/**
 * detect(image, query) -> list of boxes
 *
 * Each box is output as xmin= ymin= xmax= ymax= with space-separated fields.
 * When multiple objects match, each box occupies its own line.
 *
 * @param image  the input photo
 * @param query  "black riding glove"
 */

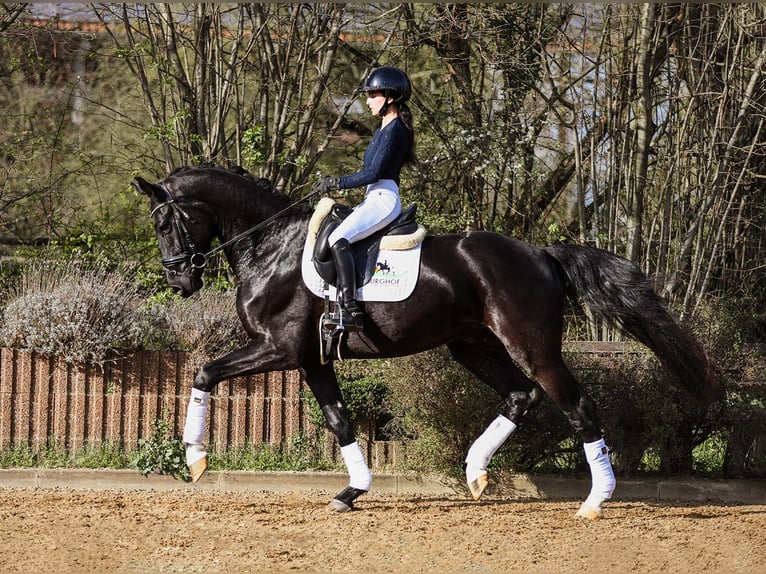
xmin=312 ymin=176 xmax=339 ymax=195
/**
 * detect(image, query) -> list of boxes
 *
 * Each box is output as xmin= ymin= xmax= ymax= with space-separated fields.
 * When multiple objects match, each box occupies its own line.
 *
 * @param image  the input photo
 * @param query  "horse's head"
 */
xmin=133 ymin=173 xmax=218 ymax=297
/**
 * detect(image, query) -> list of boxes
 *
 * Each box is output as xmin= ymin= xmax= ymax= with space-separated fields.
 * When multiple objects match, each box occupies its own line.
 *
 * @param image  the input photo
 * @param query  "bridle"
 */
xmin=151 ymin=182 xmax=209 ymax=276
xmin=150 ymin=180 xmax=323 ymax=278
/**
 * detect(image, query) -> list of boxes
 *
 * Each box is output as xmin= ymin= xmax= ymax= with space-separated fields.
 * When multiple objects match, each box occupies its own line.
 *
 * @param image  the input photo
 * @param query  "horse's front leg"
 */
xmin=303 ymin=362 xmax=371 ymax=512
xmin=182 ymin=339 xmax=296 ymax=482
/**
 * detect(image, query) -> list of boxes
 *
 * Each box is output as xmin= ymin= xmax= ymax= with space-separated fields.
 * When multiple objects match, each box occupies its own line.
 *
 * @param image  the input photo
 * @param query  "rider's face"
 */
xmin=366 ymin=91 xmax=389 ymax=116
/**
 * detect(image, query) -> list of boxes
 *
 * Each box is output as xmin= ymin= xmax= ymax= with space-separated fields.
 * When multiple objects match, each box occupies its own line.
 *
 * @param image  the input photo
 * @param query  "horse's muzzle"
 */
xmin=166 ymin=270 xmax=204 ymax=298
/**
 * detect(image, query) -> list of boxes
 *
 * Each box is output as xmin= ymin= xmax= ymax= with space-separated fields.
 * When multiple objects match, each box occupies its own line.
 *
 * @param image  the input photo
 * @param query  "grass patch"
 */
xmin=692 ymin=433 xmax=726 ymax=476
xmin=0 ymin=440 xmax=129 ymax=469
xmin=209 ymin=434 xmax=339 ymax=472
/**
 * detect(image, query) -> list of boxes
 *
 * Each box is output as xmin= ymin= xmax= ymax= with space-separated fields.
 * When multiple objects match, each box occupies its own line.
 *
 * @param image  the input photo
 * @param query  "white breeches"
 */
xmin=328 ymin=180 xmax=401 ymax=246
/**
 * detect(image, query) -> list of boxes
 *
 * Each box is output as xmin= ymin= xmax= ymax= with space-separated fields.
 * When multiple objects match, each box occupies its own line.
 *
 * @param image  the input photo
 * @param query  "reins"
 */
xmin=154 ymin=181 xmax=322 ymax=272
xmin=205 ymin=186 xmax=322 ymax=259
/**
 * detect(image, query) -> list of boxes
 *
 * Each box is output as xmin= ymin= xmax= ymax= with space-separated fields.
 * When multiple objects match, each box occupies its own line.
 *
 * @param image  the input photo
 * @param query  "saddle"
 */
xmin=311 ymin=199 xmax=421 ymax=287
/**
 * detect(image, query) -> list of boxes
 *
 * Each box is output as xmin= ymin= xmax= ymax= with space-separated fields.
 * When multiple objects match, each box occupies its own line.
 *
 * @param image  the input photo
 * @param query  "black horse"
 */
xmin=134 ymin=165 xmax=721 ymax=518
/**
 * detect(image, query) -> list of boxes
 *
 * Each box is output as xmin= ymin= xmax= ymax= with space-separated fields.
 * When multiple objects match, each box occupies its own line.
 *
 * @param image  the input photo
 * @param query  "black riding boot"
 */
xmin=329 ymin=239 xmax=365 ymax=331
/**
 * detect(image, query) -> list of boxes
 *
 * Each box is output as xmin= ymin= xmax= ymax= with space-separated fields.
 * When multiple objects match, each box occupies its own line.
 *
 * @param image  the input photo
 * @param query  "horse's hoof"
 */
xmin=574 ymin=503 xmax=603 ymax=520
xmin=328 ymin=498 xmax=353 ymax=512
xmin=467 ymin=473 xmax=489 ymax=501
xmin=188 ymin=456 xmax=208 ymax=483
xmin=186 ymin=444 xmax=208 ymax=483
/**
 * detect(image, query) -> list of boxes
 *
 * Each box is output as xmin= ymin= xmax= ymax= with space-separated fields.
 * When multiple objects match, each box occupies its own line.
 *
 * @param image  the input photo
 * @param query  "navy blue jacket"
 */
xmin=338 ymin=117 xmax=410 ymax=189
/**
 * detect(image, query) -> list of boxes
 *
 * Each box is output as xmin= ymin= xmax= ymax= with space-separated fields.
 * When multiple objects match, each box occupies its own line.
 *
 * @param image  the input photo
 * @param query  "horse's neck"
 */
xmin=207 ymin=186 xmax=297 ymax=246
xmin=224 ymin=211 xmax=309 ymax=278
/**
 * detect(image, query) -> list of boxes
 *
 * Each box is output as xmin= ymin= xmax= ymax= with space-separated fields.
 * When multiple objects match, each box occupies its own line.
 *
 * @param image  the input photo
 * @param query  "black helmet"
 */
xmin=364 ymin=66 xmax=411 ymax=107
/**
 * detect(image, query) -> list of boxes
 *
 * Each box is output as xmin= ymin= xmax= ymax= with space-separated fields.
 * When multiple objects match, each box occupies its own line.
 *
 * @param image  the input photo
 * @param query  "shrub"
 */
xmin=158 ymin=288 xmax=248 ymax=367
xmin=0 ymin=260 xmax=151 ymax=365
xmin=564 ymin=349 xmax=727 ymax=475
xmin=209 ymin=434 xmax=335 ymax=472
xmin=131 ymin=419 xmax=190 ymax=481
xmin=0 ymin=257 xmax=247 ymax=366
xmin=375 ymin=340 xmax=762 ymax=479
xmin=302 ymin=372 xmax=391 ymax=434
xmin=374 ymin=350 xmax=504 ymax=477
xmin=0 ymin=441 xmax=129 ymax=469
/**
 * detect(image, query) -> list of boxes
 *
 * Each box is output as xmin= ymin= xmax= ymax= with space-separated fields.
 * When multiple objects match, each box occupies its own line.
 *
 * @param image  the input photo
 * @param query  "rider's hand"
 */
xmin=312 ymin=176 xmax=339 ymax=195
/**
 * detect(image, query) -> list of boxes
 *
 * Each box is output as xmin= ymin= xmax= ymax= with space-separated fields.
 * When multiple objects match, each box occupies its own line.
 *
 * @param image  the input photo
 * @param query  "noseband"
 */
xmin=151 ymin=182 xmax=208 ymax=276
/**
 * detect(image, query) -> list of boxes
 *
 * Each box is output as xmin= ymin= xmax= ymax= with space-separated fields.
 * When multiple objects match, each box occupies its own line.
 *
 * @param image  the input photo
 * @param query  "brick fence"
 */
xmin=0 ymin=343 xmax=640 ymax=467
xmin=0 ymin=349 xmax=312 ymax=454
xmin=2 ymin=344 xmax=761 ymax=474
xmin=0 ymin=342 xmax=707 ymax=454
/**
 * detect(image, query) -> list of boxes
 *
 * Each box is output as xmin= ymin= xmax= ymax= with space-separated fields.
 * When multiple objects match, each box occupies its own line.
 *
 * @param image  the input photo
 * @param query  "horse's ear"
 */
xmin=133 ymin=177 xmax=162 ymax=200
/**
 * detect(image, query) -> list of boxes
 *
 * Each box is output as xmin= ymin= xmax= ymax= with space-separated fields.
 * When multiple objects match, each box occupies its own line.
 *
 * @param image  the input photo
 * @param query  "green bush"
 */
xmin=131 ymin=419 xmax=190 ymax=481
xmin=209 ymin=434 xmax=336 ymax=472
xmin=301 ymin=371 xmax=391 ymax=441
xmin=0 ymin=440 xmax=129 ymax=469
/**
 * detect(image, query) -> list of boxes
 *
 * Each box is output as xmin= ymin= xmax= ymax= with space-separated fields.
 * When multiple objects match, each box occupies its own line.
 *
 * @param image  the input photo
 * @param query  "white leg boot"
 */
xmin=465 ymin=415 xmax=517 ymax=500
xmin=575 ymin=438 xmax=616 ymax=520
xmin=182 ymin=388 xmax=210 ymax=482
xmin=340 ymin=441 xmax=372 ymax=491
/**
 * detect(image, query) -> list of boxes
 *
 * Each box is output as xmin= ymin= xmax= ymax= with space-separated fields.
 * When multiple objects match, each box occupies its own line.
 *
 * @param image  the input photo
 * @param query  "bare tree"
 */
xmin=653 ymin=4 xmax=766 ymax=316
xmin=0 ymin=4 xmax=26 ymax=33
xmin=96 ymin=4 xmax=260 ymax=172
xmin=96 ymin=3 xmax=399 ymax=194
xmin=399 ymin=3 xmax=574 ymax=235
xmin=526 ymin=3 xmax=765 ymax=320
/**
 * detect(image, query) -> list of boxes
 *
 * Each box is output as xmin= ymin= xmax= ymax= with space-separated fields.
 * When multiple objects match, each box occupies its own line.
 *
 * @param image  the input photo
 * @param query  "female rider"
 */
xmin=312 ymin=66 xmax=416 ymax=331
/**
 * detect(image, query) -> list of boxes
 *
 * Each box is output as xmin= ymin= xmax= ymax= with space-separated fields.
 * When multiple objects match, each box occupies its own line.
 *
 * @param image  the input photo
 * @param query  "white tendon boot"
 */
xmin=182 ymin=388 xmax=210 ymax=483
xmin=465 ymin=415 xmax=517 ymax=500
xmin=340 ymin=441 xmax=372 ymax=491
xmin=575 ymin=438 xmax=616 ymax=520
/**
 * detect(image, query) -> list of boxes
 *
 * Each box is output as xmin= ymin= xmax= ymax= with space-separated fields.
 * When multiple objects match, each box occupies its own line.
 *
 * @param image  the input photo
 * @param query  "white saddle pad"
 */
xmin=301 ymin=235 xmax=422 ymax=302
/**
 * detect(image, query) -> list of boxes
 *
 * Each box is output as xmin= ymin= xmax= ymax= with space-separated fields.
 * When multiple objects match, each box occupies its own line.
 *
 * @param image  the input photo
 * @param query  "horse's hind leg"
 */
xmin=453 ymin=332 xmax=615 ymax=518
xmin=448 ymin=336 xmax=543 ymax=501
xmin=530 ymin=357 xmax=616 ymax=519
xmin=302 ymin=361 xmax=371 ymax=512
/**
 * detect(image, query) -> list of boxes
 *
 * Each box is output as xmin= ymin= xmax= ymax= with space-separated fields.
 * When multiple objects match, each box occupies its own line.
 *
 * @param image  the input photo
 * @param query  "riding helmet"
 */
xmin=363 ymin=66 xmax=411 ymax=105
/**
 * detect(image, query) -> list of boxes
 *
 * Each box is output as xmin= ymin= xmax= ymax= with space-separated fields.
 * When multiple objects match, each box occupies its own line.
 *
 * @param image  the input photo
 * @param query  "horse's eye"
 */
xmin=156 ymin=222 xmax=172 ymax=235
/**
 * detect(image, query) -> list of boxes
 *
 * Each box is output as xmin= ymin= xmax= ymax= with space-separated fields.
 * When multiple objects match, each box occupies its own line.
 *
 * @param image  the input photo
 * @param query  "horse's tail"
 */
xmin=544 ymin=244 xmax=723 ymax=403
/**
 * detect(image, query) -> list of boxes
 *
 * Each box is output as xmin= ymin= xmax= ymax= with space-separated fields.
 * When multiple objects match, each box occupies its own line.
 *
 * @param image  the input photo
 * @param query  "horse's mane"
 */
xmin=168 ymin=162 xmax=272 ymax=188
xmin=168 ymin=162 xmax=303 ymax=214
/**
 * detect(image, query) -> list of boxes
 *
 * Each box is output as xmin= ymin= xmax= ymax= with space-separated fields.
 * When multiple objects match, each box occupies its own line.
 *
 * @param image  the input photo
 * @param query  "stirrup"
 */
xmin=324 ymin=308 xmax=364 ymax=332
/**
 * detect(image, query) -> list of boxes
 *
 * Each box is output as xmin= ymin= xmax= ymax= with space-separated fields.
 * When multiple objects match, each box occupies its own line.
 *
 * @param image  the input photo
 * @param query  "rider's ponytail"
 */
xmin=398 ymin=102 xmax=417 ymax=166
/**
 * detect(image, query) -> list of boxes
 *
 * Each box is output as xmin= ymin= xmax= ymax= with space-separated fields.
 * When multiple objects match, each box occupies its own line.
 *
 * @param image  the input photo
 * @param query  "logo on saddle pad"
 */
xmin=301 ymin=198 xmax=425 ymax=302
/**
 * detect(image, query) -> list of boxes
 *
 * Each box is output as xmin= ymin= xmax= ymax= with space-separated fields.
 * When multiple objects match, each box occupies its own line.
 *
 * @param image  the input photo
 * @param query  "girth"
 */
xmin=312 ymin=201 xmax=419 ymax=287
